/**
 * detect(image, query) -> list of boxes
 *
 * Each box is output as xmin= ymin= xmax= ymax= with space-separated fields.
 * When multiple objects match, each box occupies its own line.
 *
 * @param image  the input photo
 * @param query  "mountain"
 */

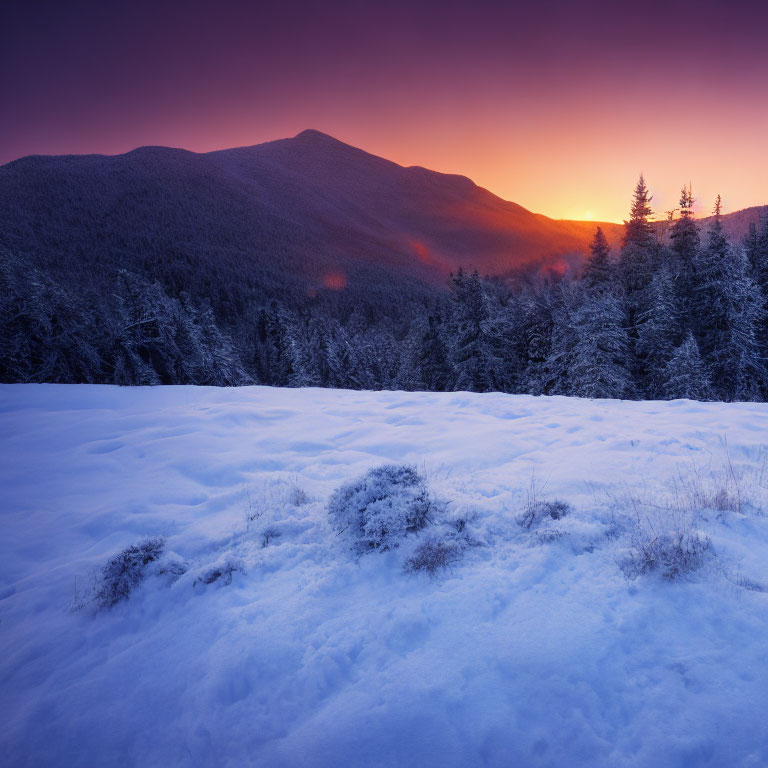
xmin=699 ymin=204 xmax=768 ymax=241
xmin=0 ymin=129 xmax=763 ymax=305
xmin=0 ymin=130 xmax=624 ymax=298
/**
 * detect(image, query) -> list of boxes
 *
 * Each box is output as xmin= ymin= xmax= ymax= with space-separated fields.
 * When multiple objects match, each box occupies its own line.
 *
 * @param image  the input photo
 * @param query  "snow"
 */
xmin=1 ymin=384 xmax=768 ymax=767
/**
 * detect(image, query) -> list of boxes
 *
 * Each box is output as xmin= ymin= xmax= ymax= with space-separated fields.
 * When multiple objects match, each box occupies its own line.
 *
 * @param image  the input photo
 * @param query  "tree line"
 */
xmin=2 ymin=176 xmax=767 ymax=401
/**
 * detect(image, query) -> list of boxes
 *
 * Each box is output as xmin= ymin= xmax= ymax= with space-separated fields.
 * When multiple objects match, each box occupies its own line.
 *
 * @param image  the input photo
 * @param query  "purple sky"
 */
xmin=2 ymin=0 xmax=767 ymax=220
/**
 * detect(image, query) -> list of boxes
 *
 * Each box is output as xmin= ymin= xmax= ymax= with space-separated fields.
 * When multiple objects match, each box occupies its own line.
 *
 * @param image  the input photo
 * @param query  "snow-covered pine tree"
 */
xmin=0 ymin=247 xmax=102 ymax=384
xmin=322 ymin=320 xmax=370 ymax=390
xmin=693 ymin=197 xmax=765 ymax=400
xmin=282 ymin=311 xmax=323 ymax=388
xmin=517 ymin=285 xmax=554 ymax=395
xmin=619 ymin=176 xmax=657 ymax=324
xmin=110 ymin=270 xmax=178 ymax=385
xmin=193 ymin=301 xmax=251 ymax=386
xmin=540 ymin=283 xmax=581 ymax=395
xmin=568 ymin=290 xmax=634 ymax=399
xmin=634 ymin=265 xmax=681 ymax=397
xmin=663 ymin=332 xmax=713 ymax=401
xmin=745 ymin=217 xmax=768 ymax=359
xmin=448 ymin=269 xmax=495 ymax=392
xmin=583 ymin=226 xmax=614 ymax=291
xmin=420 ymin=315 xmax=452 ymax=391
xmin=622 ymin=175 xmax=655 ymax=253
xmin=669 ymin=184 xmax=700 ymax=274
xmin=394 ymin=316 xmax=428 ymax=391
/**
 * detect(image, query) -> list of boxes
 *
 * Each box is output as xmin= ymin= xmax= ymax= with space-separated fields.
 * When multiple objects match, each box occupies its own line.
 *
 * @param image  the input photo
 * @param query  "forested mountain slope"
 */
xmin=0 ymin=129 xmax=622 ymax=296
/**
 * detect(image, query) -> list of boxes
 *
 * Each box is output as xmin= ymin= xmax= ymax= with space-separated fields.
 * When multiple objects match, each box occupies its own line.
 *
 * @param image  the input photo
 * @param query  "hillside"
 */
xmin=0 ymin=130 xmax=623 ymax=295
xmin=2 ymin=131 xmax=764 ymax=298
xmin=2 ymin=385 xmax=768 ymax=766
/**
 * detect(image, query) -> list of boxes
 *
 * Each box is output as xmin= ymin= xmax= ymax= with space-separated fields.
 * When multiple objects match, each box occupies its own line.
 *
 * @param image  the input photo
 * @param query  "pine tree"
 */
xmin=663 ymin=332 xmax=713 ymax=401
xmin=420 ymin=315 xmax=452 ymax=391
xmin=541 ymin=283 xmax=581 ymax=395
xmin=322 ymin=321 xmax=361 ymax=389
xmin=623 ymin=175 xmax=655 ymax=251
xmin=745 ymin=216 xmax=768 ymax=323
xmin=669 ymin=184 xmax=700 ymax=267
xmin=394 ymin=316 xmax=427 ymax=391
xmin=569 ymin=291 xmax=634 ymax=399
xmin=634 ymin=265 xmax=681 ymax=397
xmin=517 ymin=285 xmax=555 ymax=394
xmin=282 ymin=311 xmax=322 ymax=388
xmin=0 ymin=248 xmax=102 ymax=384
xmin=448 ymin=269 xmax=495 ymax=392
xmin=619 ymin=175 xmax=656 ymax=299
xmin=583 ymin=227 xmax=613 ymax=291
xmin=693 ymin=197 xmax=765 ymax=400
xmin=668 ymin=185 xmax=700 ymax=315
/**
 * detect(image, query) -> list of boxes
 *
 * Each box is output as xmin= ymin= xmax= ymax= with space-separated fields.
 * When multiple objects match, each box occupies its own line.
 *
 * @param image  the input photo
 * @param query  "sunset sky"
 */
xmin=2 ymin=0 xmax=766 ymax=222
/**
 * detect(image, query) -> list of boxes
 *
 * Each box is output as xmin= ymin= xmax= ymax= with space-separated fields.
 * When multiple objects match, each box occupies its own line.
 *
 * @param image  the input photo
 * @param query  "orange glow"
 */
xmin=322 ymin=271 xmax=347 ymax=291
xmin=3 ymin=2 xmax=766 ymax=223
xmin=407 ymin=238 xmax=436 ymax=266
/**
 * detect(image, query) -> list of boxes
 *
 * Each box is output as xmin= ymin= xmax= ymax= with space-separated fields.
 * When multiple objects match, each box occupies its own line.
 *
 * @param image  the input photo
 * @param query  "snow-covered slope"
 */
xmin=2 ymin=385 xmax=768 ymax=767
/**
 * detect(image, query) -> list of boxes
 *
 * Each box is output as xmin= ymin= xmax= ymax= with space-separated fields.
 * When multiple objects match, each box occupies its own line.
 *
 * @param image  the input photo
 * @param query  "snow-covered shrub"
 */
xmin=518 ymin=499 xmax=570 ymax=530
xmin=404 ymin=534 xmax=462 ymax=576
xmin=194 ymin=557 xmax=242 ymax=587
xmin=157 ymin=555 xmax=187 ymax=584
xmin=620 ymin=525 xmax=710 ymax=581
xmin=288 ymin=483 xmax=310 ymax=507
xmin=245 ymin=477 xmax=311 ymax=532
xmin=328 ymin=464 xmax=433 ymax=553
xmin=534 ymin=525 xmax=566 ymax=544
xmin=95 ymin=537 xmax=165 ymax=609
xmin=261 ymin=526 xmax=281 ymax=548
xmin=447 ymin=511 xmax=483 ymax=548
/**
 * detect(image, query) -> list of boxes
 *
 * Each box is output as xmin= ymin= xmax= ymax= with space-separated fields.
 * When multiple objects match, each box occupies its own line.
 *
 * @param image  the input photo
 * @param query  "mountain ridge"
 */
xmin=1 ymin=130 xmax=764 ymax=298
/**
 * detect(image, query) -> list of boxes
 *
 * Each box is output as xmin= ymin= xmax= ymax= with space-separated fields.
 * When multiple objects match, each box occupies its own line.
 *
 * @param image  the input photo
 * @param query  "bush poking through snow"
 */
xmin=95 ymin=538 xmax=165 ymax=609
xmin=404 ymin=534 xmax=462 ymax=576
xmin=261 ymin=526 xmax=281 ymax=548
xmin=621 ymin=526 xmax=710 ymax=581
xmin=157 ymin=556 xmax=187 ymax=584
xmin=518 ymin=499 xmax=571 ymax=530
xmin=328 ymin=464 xmax=433 ymax=553
xmin=288 ymin=484 xmax=310 ymax=507
xmin=194 ymin=558 xmax=242 ymax=587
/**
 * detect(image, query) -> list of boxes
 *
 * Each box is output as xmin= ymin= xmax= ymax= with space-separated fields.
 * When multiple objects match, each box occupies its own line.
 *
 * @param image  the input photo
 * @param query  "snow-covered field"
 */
xmin=2 ymin=385 xmax=768 ymax=768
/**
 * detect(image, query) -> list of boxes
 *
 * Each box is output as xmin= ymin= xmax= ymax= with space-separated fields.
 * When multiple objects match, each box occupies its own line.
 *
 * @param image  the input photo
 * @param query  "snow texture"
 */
xmin=2 ymin=384 xmax=768 ymax=767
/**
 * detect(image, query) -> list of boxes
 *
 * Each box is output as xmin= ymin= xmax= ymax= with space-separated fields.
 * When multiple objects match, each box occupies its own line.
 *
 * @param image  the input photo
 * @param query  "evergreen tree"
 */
xmin=693 ymin=197 xmax=765 ymax=400
xmin=448 ymin=269 xmax=495 ymax=392
xmin=583 ymin=227 xmax=613 ymax=291
xmin=394 ymin=316 xmax=428 ymax=391
xmin=745 ymin=217 xmax=768 ymax=337
xmin=540 ymin=283 xmax=581 ymax=395
xmin=420 ymin=315 xmax=452 ymax=391
xmin=668 ymin=185 xmax=700 ymax=319
xmin=619 ymin=175 xmax=656 ymax=300
xmin=513 ymin=284 xmax=559 ymax=394
xmin=634 ymin=265 xmax=681 ymax=397
xmin=283 ymin=311 xmax=323 ymax=388
xmin=0 ymin=248 xmax=102 ymax=384
xmin=663 ymin=333 xmax=713 ymax=401
xmin=669 ymin=184 xmax=700 ymax=268
xmin=623 ymin=174 xmax=655 ymax=251
xmin=569 ymin=291 xmax=634 ymax=399
xmin=322 ymin=321 xmax=361 ymax=389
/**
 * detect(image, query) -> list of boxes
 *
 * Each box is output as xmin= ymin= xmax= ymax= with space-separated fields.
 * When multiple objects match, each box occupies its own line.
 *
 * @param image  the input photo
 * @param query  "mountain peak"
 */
xmin=292 ymin=129 xmax=344 ymax=145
